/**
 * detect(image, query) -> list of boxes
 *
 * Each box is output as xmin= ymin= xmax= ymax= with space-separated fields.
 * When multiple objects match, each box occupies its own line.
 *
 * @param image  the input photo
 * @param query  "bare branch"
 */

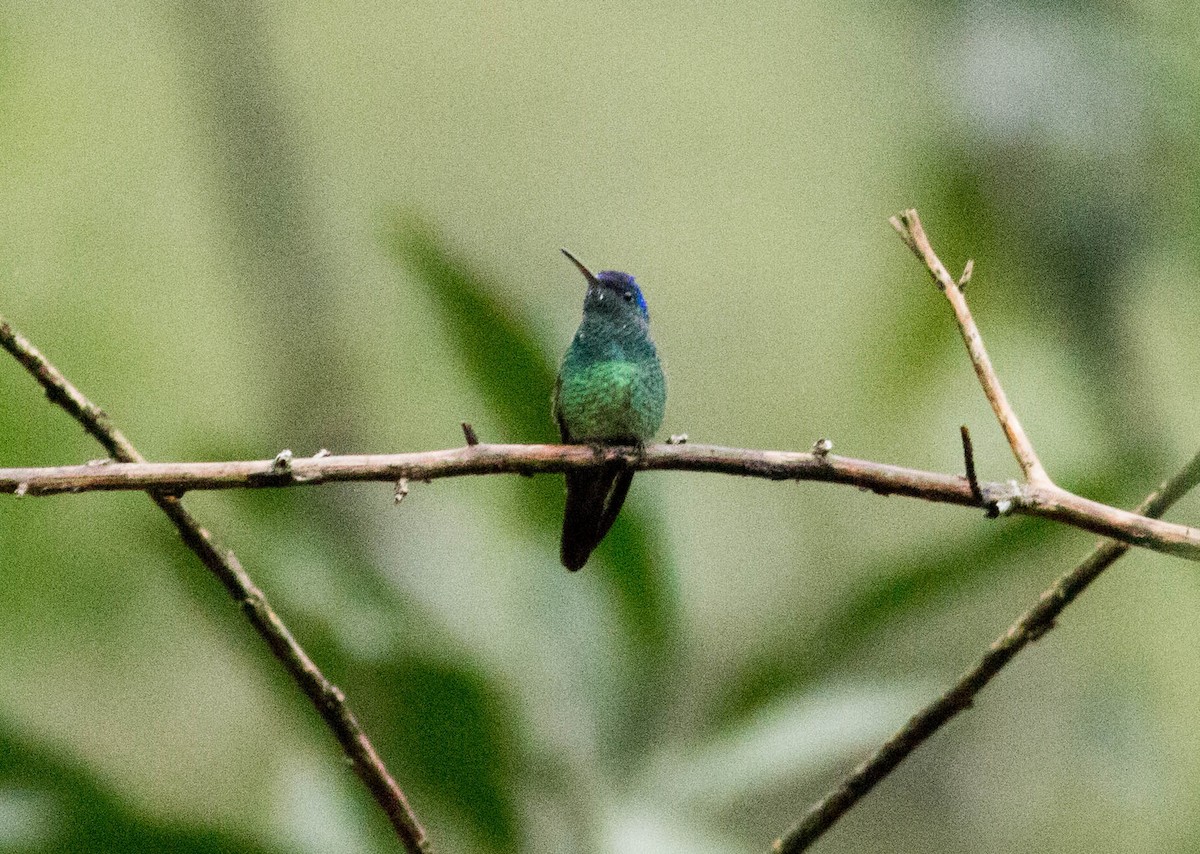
xmin=4 ymin=202 xmax=1197 ymax=854
xmin=0 ymin=317 xmax=431 ymax=854
xmin=3 ymin=444 xmax=1200 ymax=562
xmin=775 ymin=448 xmax=1200 ymax=852
xmin=891 ymin=210 xmax=1051 ymax=488
xmin=771 ymin=210 xmax=1200 ymax=852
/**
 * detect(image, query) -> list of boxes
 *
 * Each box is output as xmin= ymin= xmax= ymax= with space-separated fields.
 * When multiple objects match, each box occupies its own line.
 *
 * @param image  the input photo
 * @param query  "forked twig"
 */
xmin=775 ymin=210 xmax=1200 ymax=851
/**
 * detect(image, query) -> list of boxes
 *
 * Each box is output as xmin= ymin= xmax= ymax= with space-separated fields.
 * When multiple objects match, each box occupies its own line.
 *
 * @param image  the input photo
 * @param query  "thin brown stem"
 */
xmin=891 ymin=210 xmax=1051 ymax=487
xmin=4 ymin=444 xmax=1200 ymax=562
xmin=0 ymin=317 xmax=430 ymax=854
xmin=773 ymin=451 xmax=1200 ymax=852
xmin=960 ymin=425 xmax=983 ymax=505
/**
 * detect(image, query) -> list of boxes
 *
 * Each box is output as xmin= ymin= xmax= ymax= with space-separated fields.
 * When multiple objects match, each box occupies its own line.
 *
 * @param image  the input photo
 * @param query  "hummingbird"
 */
xmin=553 ymin=249 xmax=666 ymax=571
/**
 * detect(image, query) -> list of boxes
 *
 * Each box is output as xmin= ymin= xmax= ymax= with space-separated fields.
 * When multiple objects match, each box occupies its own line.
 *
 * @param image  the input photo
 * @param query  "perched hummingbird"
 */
xmin=553 ymin=249 xmax=666 ymax=571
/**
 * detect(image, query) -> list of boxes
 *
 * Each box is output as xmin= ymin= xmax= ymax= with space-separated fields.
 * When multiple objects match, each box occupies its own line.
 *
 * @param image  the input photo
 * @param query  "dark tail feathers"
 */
xmin=560 ymin=466 xmax=635 ymax=570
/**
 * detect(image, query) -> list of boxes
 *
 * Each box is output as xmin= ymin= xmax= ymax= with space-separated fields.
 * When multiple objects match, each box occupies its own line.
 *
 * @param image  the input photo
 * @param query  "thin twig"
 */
xmin=461 ymin=421 xmax=480 ymax=446
xmin=0 ymin=317 xmax=431 ymax=854
xmin=960 ymin=425 xmax=983 ymax=505
xmin=774 ymin=448 xmax=1200 ymax=852
xmin=4 ymin=444 xmax=1200 ymax=561
xmin=891 ymin=210 xmax=1051 ymax=488
xmin=958 ymin=258 xmax=974 ymax=289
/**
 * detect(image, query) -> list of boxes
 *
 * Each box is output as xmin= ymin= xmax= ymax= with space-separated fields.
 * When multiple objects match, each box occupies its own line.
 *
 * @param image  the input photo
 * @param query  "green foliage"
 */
xmin=0 ymin=716 xmax=280 ymax=854
xmin=387 ymin=217 xmax=559 ymax=446
xmin=712 ymin=517 xmax=1059 ymax=731
xmin=360 ymin=657 xmax=519 ymax=853
xmin=709 ymin=459 xmax=1152 ymax=734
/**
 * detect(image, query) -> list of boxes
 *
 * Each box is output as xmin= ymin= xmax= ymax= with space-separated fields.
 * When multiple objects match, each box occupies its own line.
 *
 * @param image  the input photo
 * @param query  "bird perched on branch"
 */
xmin=553 ymin=250 xmax=666 ymax=570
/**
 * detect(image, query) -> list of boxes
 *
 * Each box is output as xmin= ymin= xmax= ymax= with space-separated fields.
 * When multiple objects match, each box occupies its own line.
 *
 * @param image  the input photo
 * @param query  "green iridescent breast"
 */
xmin=555 ymin=357 xmax=665 ymax=443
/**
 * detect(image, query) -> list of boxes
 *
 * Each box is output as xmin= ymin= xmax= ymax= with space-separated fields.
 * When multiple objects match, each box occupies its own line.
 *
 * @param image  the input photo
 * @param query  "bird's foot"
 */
xmin=624 ymin=440 xmax=650 ymax=469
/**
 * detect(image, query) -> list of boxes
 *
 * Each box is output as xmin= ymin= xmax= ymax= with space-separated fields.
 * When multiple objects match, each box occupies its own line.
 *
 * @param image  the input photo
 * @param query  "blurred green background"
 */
xmin=3 ymin=2 xmax=1200 ymax=852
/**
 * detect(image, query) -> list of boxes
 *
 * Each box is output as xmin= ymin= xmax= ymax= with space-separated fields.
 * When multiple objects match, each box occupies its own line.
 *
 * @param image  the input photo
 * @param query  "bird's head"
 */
xmin=561 ymin=249 xmax=650 ymax=322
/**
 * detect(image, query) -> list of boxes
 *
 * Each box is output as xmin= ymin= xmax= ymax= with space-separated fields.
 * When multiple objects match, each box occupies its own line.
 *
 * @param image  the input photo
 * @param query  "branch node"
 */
xmin=982 ymin=480 xmax=1025 ymax=518
xmin=14 ymin=482 xmax=28 ymax=498
xmin=811 ymin=437 xmax=833 ymax=458
xmin=86 ymin=457 xmax=113 ymax=467
xmin=312 ymin=448 xmax=331 ymax=459
xmin=272 ymin=449 xmax=294 ymax=474
xmin=394 ymin=477 xmax=410 ymax=505
xmin=461 ymin=421 xmax=480 ymax=446
xmin=666 ymin=433 xmax=689 ymax=445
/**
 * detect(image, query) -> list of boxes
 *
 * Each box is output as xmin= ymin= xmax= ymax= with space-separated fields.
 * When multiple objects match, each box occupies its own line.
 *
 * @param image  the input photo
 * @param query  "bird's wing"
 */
xmin=552 ymin=373 xmax=572 ymax=443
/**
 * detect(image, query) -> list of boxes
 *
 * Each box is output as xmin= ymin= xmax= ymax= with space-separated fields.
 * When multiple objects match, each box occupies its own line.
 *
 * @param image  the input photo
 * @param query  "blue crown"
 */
xmin=597 ymin=270 xmax=649 ymax=319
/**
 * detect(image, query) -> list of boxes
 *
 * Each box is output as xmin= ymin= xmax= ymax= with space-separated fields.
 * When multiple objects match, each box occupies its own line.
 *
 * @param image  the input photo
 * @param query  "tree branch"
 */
xmin=4 ymin=206 xmax=1196 ymax=854
xmin=772 ymin=209 xmax=1200 ymax=851
xmin=3 ymin=443 xmax=1200 ymax=562
xmin=0 ymin=317 xmax=431 ymax=854
xmin=774 ymin=447 xmax=1200 ymax=852
xmin=891 ymin=209 xmax=1051 ymax=487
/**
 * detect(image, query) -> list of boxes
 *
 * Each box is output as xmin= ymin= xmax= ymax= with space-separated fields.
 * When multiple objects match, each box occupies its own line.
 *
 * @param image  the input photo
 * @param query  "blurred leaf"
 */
xmin=599 ymin=801 xmax=736 ymax=854
xmin=360 ymin=657 xmax=520 ymax=854
xmin=709 ymin=518 xmax=1053 ymax=733
xmin=647 ymin=679 xmax=932 ymax=807
xmin=591 ymin=504 xmax=679 ymax=665
xmin=0 ymin=715 xmax=281 ymax=854
xmin=388 ymin=217 xmax=558 ymax=446
xmin=385 ymin=216 xmax=573 ymax=570
xmin=387 ymin=218 xmax=683 ymax=751
xmin=709 ymin=460 xmax=1150 ymax=734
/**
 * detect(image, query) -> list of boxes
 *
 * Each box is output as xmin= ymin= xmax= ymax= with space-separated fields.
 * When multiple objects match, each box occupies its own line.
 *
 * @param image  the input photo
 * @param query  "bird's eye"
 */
xmin=622 ymin=291 xmax=634 ymax=302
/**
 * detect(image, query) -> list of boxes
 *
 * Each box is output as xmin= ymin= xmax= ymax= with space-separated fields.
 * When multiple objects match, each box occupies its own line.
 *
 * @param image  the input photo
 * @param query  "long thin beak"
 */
xmin=560 ymin=248 xmax=600 ymax=287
